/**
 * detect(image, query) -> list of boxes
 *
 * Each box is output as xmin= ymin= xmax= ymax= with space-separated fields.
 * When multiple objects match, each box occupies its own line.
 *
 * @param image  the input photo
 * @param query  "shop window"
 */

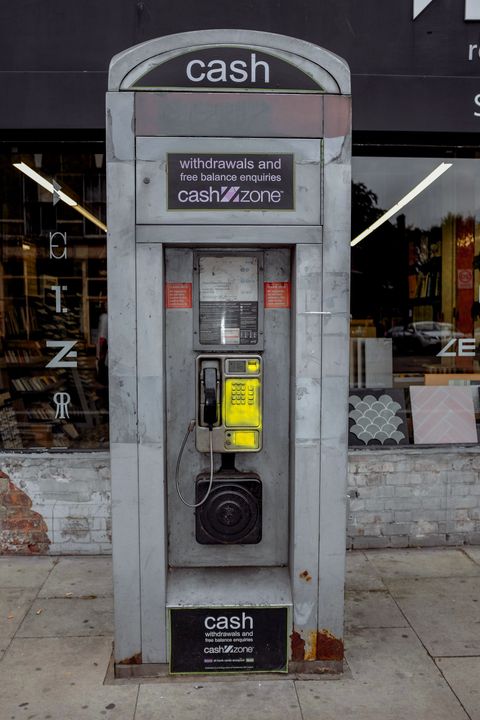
xmin=350 ymin=151 xmax=480 ymax=446
xmin=0 ymin=142 xmax=108 ymax=449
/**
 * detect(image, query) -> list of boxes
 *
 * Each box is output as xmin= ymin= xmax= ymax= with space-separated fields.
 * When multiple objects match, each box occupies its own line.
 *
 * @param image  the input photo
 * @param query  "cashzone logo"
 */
xmin=414 ymin=0 xmax=480 ymax=20
xmin=167 ymin=153 xmax=295 ymax=211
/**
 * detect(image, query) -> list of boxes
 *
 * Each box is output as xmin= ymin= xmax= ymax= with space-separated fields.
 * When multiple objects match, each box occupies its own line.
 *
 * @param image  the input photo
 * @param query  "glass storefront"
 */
xmin=1 ymin=139 xmax=478 ymax=450
xmin=0 ymin=141 xmax=108 ymax=449
xmin=351 ymin=146 xmax=480 ymax=445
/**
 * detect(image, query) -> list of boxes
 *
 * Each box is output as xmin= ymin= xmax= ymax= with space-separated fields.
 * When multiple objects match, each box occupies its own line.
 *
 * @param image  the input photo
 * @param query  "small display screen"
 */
xmin=227 ymin=360 xmax=247 ymax=373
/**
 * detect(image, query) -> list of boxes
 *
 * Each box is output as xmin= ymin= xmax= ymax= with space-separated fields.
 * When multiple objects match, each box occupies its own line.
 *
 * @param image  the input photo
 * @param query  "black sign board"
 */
xmin=133 ymin=47 xmax=321 ymax=91
xmin=167 ymin=153 xmax=294 ymax=211
xmin=169 ymin=606 xmax=288 ymax=674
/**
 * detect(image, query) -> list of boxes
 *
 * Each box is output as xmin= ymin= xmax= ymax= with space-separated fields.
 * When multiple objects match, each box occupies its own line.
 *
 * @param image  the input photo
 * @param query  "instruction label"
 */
xmin=169 ymin=607 xmax=288 ymax=674
xmin=199 ymin=256 xmax=259 ymax=345
xmin=264 ymin=281 xmax=291 ymax=308
xmin=165 ymin=282 xmax=192 ymax=308
xmin=168 ymin=153 xmax=294 ymax=210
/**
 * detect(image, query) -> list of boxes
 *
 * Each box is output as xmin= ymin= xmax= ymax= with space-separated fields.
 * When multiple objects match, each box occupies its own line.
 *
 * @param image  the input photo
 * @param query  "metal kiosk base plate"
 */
xmin=167 ymin=567 xmax=292 ymax=675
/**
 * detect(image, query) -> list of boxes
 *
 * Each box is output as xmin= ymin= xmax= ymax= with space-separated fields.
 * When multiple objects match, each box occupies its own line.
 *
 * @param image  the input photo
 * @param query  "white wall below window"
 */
xmin=348 ymin=447 xmax=480 ymax=548
xmin=0 ymin=453 xmax=111 ymax=555
xmin=1 ymin=448 xmax=479 ymax=554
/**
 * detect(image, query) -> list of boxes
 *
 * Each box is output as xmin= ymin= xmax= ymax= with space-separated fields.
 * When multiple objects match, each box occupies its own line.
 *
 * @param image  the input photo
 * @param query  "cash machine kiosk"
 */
xmin=107 ymin=30 xmax=351 ymax=676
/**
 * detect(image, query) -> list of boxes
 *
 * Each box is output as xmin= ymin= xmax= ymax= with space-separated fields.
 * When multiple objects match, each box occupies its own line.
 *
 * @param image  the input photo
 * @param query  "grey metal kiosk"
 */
xmin=107 ymin=30 xmax=351 ymax=676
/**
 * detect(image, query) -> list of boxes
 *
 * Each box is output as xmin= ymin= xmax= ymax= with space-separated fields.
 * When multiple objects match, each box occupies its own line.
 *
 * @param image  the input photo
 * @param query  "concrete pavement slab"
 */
xmin=296 ymin=628 xmax=469 ymax=720
xmin=0 ymin=637 xmax=138 ymax=720
xmin=345 ymin=550 xmax=387 ymax=591
xmin=39 ymin=556 xmax=113 ymax=598
xmin=463 ymin=547 xmax=480 ymax=566
xmin=436 ymin=657 xmax=480 ymax=720
xmin=16 ymin=597 xmax=114 ymax=637
xmin=345 ymin=590 xmax=408 ymax=629
xmin=0 ymin=587 xmax=36 ymax=650
xmin=135 ymin=680 xmax=302 ymax=720
xmin=365 ymin=548 xmax=480 ymax=578
xmin=387 ymin=577 xmax=480 ymax=656
xmin=0 ymin=556 xmax=55 ymax=588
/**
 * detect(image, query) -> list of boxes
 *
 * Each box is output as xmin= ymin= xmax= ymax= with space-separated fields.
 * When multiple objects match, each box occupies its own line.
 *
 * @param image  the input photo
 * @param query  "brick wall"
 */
xmin=347 ymin=446 xmax=480 ymax=548
xmin=0 ymin=472 xmax=50 ymax=553
xmin=0 ymin=453 xmax=111 ymax=554
xmin=1 ymin=448 xmax=479 ymax=554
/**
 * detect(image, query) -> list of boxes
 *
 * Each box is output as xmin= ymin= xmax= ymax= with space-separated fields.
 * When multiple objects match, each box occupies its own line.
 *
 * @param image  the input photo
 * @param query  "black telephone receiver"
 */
xmin=203 ymin=367 xmax=218 ymax=430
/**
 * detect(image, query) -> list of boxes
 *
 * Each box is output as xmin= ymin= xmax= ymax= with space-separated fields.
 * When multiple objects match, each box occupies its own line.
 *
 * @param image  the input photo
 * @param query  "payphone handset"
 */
xmin=196 ymin=355 xmax=263 ymax=453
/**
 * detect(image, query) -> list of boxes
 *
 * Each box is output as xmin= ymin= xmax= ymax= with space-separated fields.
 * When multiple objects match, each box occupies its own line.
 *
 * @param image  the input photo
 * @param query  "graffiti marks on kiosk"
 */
xmin=167 ymin=153 xmax=294 ymax=210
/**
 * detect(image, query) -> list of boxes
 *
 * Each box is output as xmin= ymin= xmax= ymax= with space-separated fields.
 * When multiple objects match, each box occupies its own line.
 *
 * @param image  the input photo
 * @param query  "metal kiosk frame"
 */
xmin=107 ymin=29 xmax=351 ymax=676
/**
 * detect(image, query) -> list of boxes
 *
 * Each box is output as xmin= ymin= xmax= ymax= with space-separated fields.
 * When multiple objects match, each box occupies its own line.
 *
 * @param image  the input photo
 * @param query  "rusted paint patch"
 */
xmin=291 ymin=629 xmax=317 ymax=661
xmin=117 ymin=652 xmax=142 ymax=665
xmin=304 ymin=630 xmax=318 ymax=661
xmin=0 ymin=475 xmax=50 ymax=555
xmin=290 ymin=631 xmax=305 ymax=662
xmin=316 ymin=629 xmax=344 ymax=661
xmin=299 ymin=569 xmax=312 ymax=582
xmin=292 ymin=628 xmax=344 ymax=663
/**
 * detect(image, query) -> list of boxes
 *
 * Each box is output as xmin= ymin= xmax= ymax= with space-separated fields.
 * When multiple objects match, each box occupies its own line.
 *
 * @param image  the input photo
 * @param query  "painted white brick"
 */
xmin=384 ymin=497 xmax=420 ymax=511
xmin=348 ymin=447 xmax=480 ymax=548
xmin=364 ymin=499 xmax=386 ymax=511
xmin=386 ymin=473 xmax=423 ymax=485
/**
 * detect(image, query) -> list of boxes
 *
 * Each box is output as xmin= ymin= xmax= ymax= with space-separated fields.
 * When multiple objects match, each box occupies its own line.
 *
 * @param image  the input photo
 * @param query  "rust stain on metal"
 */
xmin=291 ymin=628 xmax=344 ymax=663
xmin=291 ymin=629 xmax=317 ymax=661
xmin=290 ymin=631 xmax=305 ymax=662
xmin=299 ymin=569 xmax=312 ymax=582
xmin=118 ymin=652 xmax=142 ymax=665
xmin=316 ymin=629 xmax=344 ymax=661
xmin=304 ymin=630 xmax=318 ymax=661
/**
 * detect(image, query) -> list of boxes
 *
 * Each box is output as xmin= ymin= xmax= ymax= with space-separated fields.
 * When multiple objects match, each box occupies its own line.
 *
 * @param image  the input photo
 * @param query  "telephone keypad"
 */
xmin=230 ymin=381 xmax=257 ymax=405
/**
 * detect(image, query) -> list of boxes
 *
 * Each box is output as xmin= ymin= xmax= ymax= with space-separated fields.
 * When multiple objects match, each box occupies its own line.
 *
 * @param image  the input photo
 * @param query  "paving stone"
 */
xmin=463 ymin=547 xmax=480 ymax=565
xmin=136 ymin=680 xmax=302 ymax=720
xmin=364 ymin=548 xmax=480 ymax=578
xmin=0 ymin=556 xmax=55 ymax=588
xmin=345 ymin=550 xmax=386 ymax=591
xmin=39 ymin=556 xmax=113 ymax=598
xmin=345 ymin=590 xmax=408 ymax=630
xmin=436 ymin=657 xmax=480 ymax=720
xmin=387 ymin=577 xmax=480 ymax=656
xmin=0 ymin=587 xmax=36 ymax=645
xmin=16 ymin=597 xmax=114 ymax=637
xmin=0 ymin=636 xmax=137 ymax=720
xmin=296 ymin=628 xmax=469 ymax=720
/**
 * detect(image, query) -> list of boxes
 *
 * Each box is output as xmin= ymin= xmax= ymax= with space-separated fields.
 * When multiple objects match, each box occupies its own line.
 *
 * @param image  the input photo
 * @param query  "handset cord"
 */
xmin=174 ymin=419 xmax=215 ymax=508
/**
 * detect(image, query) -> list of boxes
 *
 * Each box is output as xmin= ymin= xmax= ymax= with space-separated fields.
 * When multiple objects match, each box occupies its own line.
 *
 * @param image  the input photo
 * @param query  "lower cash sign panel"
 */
xmin=169 ymin=606 xmax=288 ymax=674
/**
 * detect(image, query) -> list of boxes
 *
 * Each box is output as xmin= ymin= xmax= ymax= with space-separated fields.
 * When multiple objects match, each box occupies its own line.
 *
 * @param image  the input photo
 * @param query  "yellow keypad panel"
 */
xmin=224 ymin=378 xmax=261 ymax=428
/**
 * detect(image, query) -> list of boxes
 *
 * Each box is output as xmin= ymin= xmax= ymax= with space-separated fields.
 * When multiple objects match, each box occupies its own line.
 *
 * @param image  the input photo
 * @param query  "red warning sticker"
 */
xmin=165 ymin=282 xmax=192 ymax=309
xmin=264 ymin=281 xmax=291 ymax=309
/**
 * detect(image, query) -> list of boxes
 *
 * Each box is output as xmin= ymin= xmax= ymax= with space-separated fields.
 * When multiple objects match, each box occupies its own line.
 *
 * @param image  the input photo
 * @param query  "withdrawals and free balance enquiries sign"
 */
xmin=169 ymin=606 xmax=288 ymax=674
xmin=167 ymin=153 xmax=294 ymax=210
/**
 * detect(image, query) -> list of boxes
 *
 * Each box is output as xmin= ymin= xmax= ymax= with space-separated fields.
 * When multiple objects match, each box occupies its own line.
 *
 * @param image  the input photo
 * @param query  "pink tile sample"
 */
xmin=410 ymin=386 xmax=477 ymax=444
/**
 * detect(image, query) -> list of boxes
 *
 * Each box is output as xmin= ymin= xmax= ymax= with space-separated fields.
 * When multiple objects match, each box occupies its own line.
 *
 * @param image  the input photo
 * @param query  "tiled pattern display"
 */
xmin=349 ymin=389 xmax=409 ymax=446
xmin=410 ymin=386 xmax=477 ymax=444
